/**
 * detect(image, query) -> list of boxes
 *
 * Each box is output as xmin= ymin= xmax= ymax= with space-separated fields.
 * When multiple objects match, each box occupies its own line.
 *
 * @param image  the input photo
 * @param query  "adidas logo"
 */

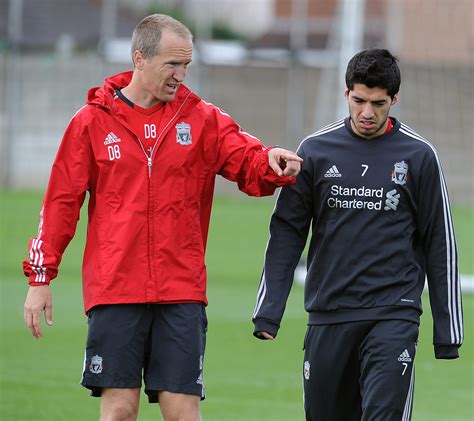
xmin=397 ymin=349 xmax=412 ymax=362
xmin=104 ymin=132 xmax=121 ymax=145
xmin=324 ymin=165 xmax=342 ymax=178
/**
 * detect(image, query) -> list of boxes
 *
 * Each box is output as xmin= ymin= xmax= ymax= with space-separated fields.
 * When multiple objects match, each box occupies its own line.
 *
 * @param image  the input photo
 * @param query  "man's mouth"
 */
xmin=359 ymin=120 xmax=376 ymax=129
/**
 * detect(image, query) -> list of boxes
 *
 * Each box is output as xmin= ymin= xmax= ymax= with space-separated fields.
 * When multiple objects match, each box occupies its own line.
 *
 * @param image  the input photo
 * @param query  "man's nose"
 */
xmin=361 ymin=103 xmax=375 ymax=118
xmin=173 ymin=65 xmax=186 ymax=82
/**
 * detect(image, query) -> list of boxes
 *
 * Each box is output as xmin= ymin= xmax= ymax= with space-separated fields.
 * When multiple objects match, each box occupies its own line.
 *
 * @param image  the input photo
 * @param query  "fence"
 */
xmin=0 ymin=52 xmax=472 ymax=204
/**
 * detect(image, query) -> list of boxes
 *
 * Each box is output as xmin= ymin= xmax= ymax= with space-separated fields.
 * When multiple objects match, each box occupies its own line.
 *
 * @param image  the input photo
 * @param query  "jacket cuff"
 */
xmin=28 ymin=275 xmax=51 ymax=286
xmin=253 ymin=317 xmax=280 ymax=340
xmin=434 ymin=344 xmax=460 ymax=359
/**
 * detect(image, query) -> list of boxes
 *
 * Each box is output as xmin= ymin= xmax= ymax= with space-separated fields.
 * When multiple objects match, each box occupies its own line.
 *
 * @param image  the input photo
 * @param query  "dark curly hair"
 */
xmin=345 ymin=49 xmax=401 ymax=99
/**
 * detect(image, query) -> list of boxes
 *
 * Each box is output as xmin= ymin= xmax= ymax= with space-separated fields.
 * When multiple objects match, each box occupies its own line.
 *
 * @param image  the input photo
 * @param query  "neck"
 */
xmin=121 ymin=73 xmax=161 ymax=109
xmin=121 ymin=85 xmax=159 ymax=109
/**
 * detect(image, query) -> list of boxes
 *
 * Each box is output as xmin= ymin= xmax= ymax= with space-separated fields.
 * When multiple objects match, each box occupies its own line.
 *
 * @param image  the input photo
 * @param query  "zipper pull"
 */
xmin=147 ymin=147 xmax=153 ymax=178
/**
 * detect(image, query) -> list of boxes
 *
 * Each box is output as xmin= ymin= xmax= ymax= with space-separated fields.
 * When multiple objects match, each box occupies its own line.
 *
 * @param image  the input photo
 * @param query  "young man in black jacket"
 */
xmin=252 ymin=48 xmax=463 ymax=421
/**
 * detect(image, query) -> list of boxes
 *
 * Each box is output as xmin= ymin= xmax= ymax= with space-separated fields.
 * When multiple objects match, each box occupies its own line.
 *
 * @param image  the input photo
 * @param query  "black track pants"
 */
xmin=303 ymin=319 xmax=418 ymax=421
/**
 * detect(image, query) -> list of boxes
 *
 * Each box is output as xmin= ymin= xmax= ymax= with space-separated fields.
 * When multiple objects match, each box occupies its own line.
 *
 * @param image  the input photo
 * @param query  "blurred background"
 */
xmin=0 ymin=1 xmax=473 ymax=420
xmin=0 ymin=0 xmax=472 ymax=202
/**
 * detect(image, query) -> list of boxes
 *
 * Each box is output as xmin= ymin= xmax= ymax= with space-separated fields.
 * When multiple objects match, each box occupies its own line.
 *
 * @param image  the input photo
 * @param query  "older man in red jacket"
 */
xmin=23 ymin=14 xmax=301 ymax=421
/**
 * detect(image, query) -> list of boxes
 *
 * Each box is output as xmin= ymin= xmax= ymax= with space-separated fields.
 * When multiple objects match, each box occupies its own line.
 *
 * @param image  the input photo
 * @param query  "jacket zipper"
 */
xmin=147 ymin=147 xmax=153 ymax=177
xmin=136 ymin=139 xmax=153 ymax=178
xmin=144 ymin=91 xmax=192 ymax=177
xmin=132 ymin=92 xmax=192 ymax=298
xmin=147 ymin=146 xmax=154 ymax=292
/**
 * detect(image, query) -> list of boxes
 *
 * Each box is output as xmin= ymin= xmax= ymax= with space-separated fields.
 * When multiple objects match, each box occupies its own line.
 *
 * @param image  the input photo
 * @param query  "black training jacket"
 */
xmin=253 ymin=117 xmax=463 ymax=359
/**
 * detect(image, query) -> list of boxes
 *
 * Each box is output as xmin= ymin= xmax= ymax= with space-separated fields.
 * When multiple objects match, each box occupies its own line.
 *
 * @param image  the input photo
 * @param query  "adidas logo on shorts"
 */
xmin=397 ymin=349 xmax=412 ymax=362
xmin=324 ymin=165 xmax=342 ymax=177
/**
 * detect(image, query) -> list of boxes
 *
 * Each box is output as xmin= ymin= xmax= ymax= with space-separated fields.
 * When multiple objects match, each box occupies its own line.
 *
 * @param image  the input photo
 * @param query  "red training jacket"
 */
xmin=23 ymin=71 xmax=295 ymax=312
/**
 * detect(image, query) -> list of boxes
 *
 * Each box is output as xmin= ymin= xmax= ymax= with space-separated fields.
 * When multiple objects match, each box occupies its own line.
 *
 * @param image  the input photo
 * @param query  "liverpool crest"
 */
xmin=391 ymin=161 xmax=408 ymax=185
xmin=89 ymin=354 xmax=103 ymax=374
xmin=176 ymin=122 xmax=192 ymax=145
xmin=304 ymin=361 xmax=310 ymax=380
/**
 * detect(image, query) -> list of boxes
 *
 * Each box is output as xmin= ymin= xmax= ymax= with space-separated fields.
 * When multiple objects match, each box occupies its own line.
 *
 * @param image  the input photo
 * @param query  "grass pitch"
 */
xmin=1 ymin=190 xmax=472 ymax=420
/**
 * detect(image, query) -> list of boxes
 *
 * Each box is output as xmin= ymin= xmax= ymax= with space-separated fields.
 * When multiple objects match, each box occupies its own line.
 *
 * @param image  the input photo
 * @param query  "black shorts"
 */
xmin=80 ymin=303 xmax=207 ymax=402
xmin=303 ymin=319 xmax=419 ymax=421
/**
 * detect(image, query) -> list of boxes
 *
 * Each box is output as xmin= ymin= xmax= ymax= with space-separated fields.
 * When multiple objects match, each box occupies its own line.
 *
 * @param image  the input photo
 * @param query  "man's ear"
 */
xmin=391 ymin=93 xmax=399 ymax=106
xmin=344 ymin=89 xmax=350 ymax=99
xmin=133 ymin=50 xmax=144 ymax=70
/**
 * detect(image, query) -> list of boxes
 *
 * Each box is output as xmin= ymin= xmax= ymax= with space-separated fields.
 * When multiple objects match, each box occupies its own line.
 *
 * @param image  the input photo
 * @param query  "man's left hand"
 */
xmin=268 ymin=147 xmax=303 ymax=177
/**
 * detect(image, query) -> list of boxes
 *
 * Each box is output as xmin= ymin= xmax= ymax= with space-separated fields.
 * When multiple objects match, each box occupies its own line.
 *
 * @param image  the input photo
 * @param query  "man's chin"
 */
xmin=354 ymin=128 xmax=378 ymax=139
xmin=358 ymin=122 xmax=384 ymax=136
xmin=160 ymin=93 xmax=177 ymax=103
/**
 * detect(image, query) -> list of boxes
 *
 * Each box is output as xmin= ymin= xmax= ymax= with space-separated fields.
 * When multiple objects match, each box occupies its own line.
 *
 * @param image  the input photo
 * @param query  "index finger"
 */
xmin=280 ymin=152 xmax=303 ymax=163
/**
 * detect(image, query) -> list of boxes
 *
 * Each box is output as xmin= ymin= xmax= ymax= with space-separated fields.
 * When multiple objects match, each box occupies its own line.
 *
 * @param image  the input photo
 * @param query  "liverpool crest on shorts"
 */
xmin=304 ymin=361 xmax=310 ymax=380
xmin=176 ymin=122 xmax=192 ymax=145
xmin=391 ymin=161 xmax=408 ymax=185
xmin=89 ymin=354 xmax=103 ymax=374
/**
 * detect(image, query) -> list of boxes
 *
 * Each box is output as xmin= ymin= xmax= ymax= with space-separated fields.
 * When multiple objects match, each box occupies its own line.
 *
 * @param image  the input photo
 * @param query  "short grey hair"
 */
xmin=131 ymin=14 xmax=193 ymax=60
